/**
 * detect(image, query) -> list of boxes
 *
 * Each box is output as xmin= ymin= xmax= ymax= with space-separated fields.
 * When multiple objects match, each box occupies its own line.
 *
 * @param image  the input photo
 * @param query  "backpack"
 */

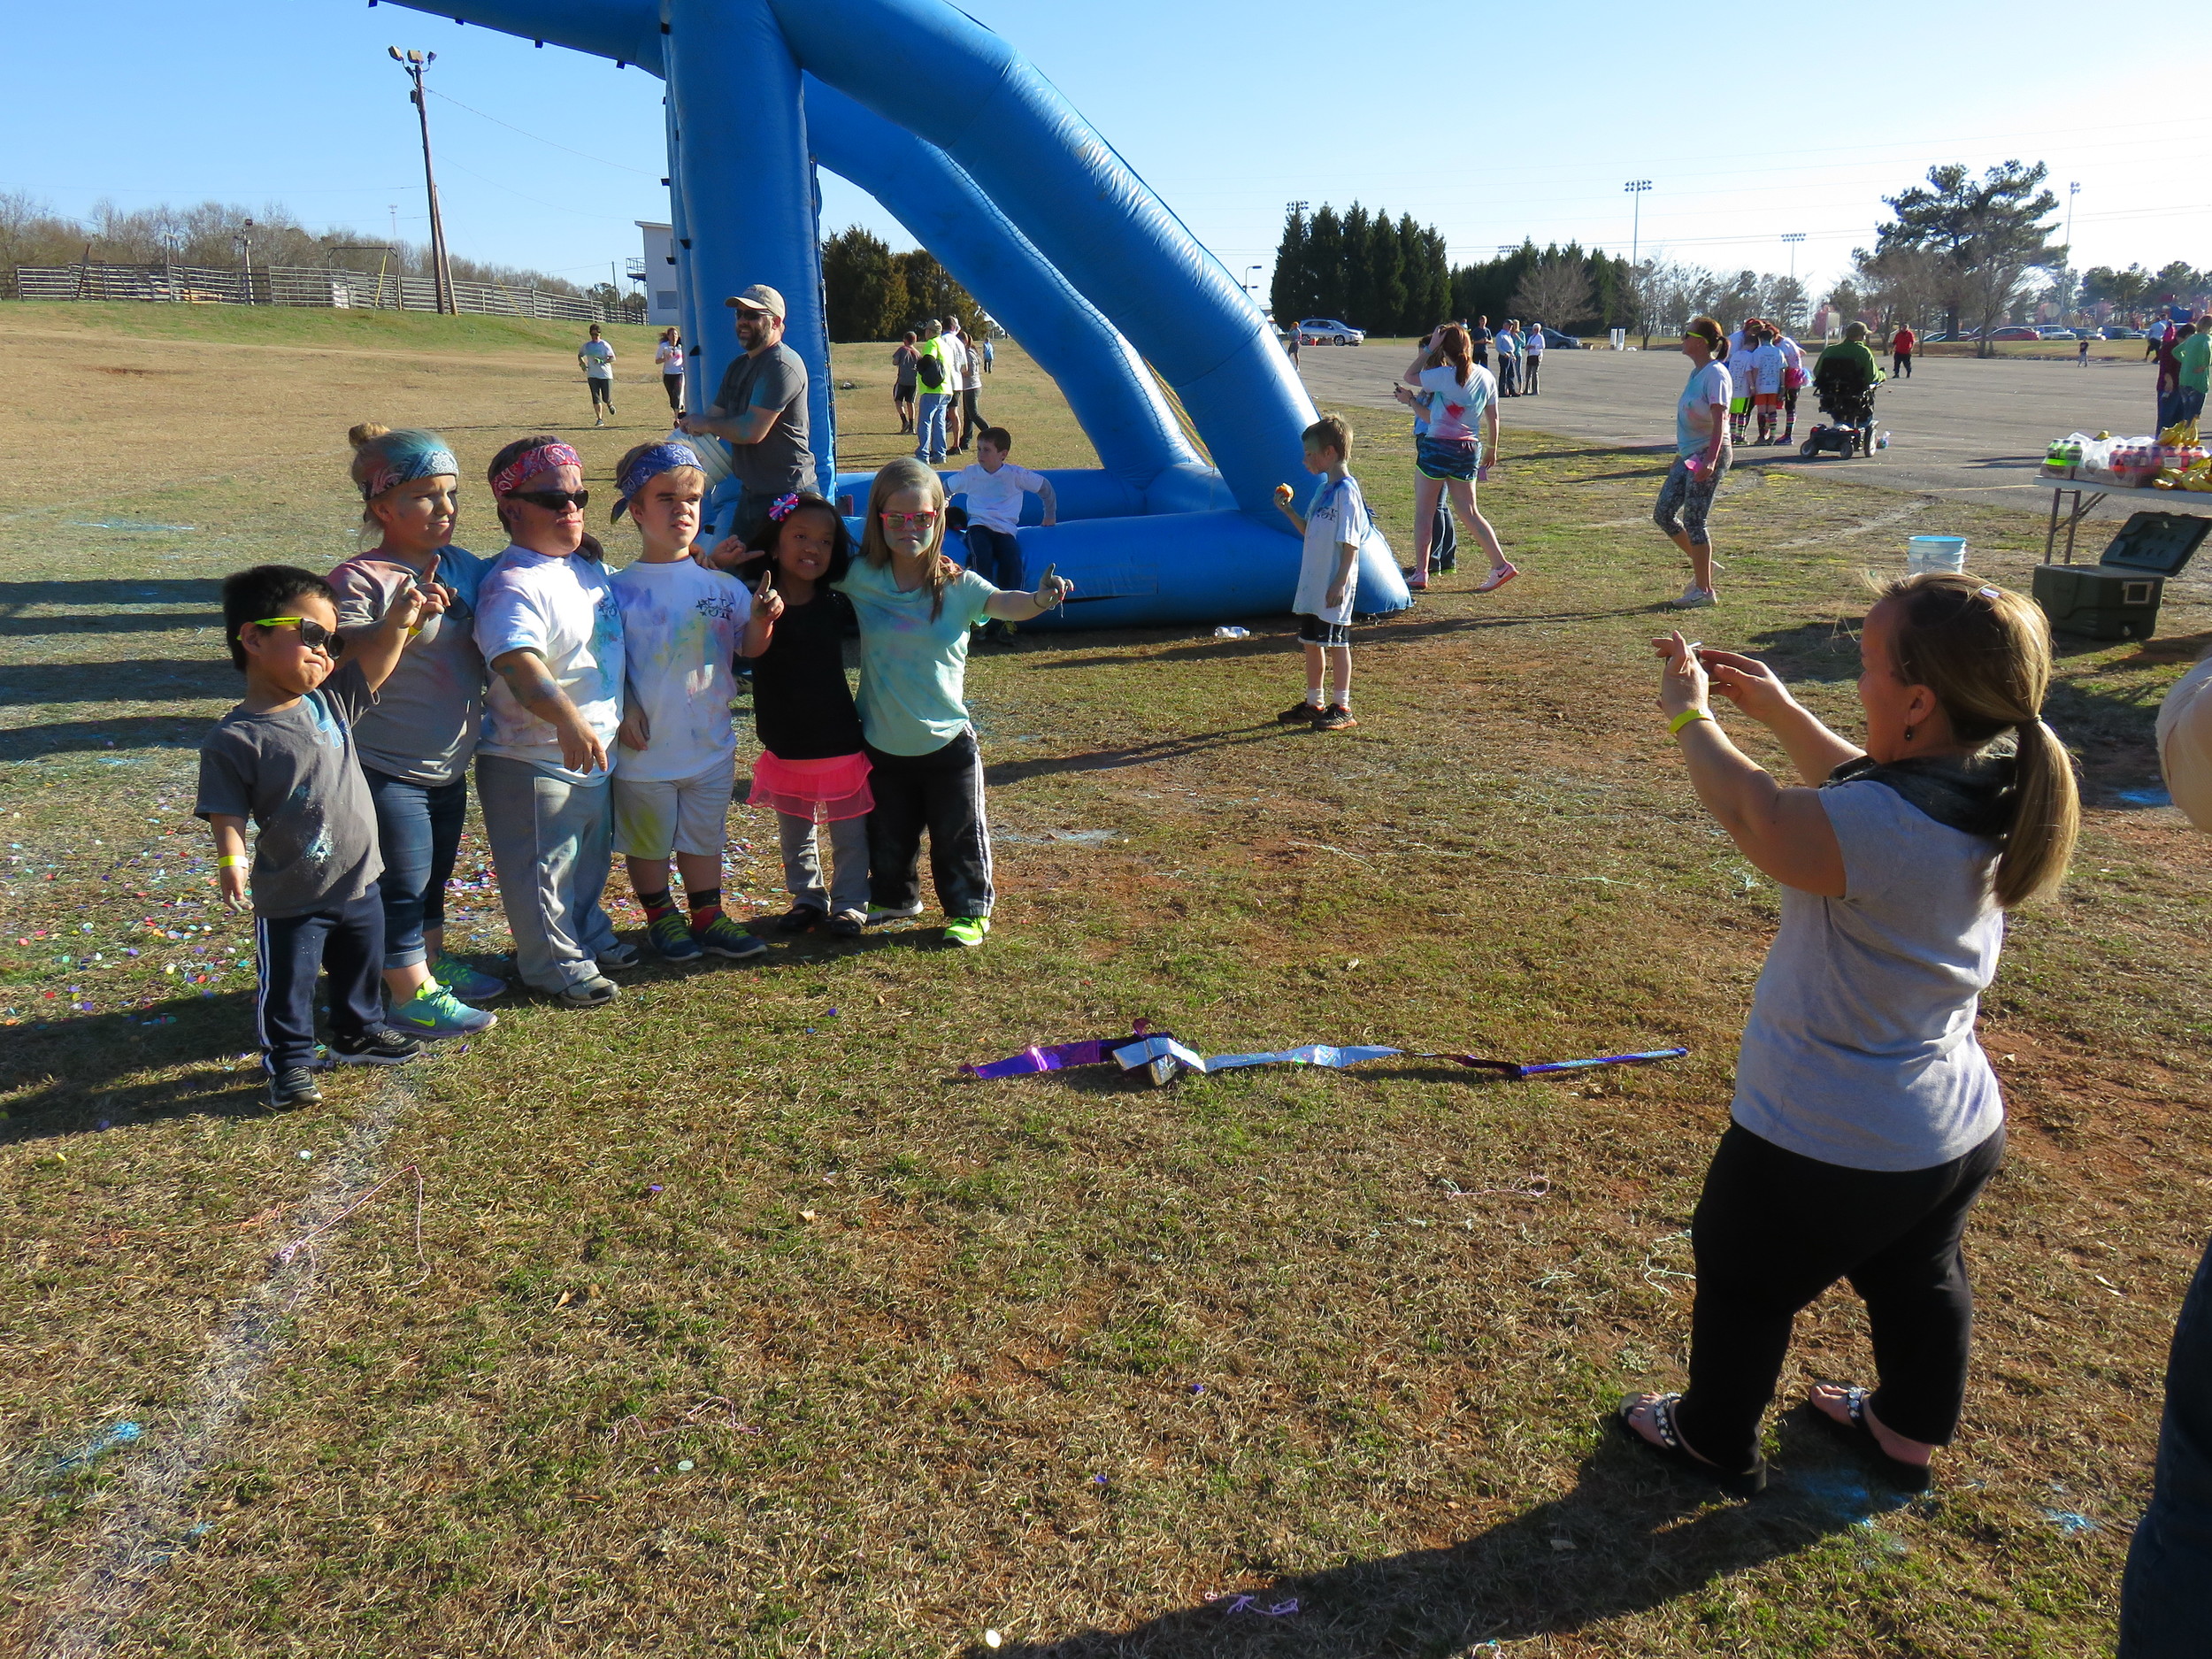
xmin=916 ymin=349 xmax=947 ymax=390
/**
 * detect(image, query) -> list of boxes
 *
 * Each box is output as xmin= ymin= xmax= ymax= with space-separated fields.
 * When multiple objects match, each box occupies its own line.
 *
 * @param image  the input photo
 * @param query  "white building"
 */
xmin=637 ymin=221 xmax=680 ymax=327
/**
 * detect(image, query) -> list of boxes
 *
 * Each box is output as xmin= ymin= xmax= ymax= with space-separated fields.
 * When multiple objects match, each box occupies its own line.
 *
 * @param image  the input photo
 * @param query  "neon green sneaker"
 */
xmin=943 ymin=916 xmax=992 ymax=949
xmin=388 ymin=982 xmax=498 ymax=1038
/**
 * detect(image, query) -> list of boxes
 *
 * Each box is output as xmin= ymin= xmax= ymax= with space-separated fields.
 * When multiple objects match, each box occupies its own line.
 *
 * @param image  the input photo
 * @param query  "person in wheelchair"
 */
xmin=1809 ymin=320 xmax=1884 ymax=457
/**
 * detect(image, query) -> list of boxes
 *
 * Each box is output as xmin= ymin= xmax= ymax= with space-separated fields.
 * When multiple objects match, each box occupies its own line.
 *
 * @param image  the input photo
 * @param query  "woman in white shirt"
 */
xmin=1394 ymin=323 xmax=1517 ymax=592
xmin=654 ymin=329 xmax=685 ymax=417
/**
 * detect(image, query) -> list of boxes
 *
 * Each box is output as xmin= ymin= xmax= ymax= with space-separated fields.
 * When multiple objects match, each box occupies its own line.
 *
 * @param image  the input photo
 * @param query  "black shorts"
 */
xmin=588 ymin=377 xmax=613 ymax=403
xmin=1296 ymin=613 xmax=1351 ymax=647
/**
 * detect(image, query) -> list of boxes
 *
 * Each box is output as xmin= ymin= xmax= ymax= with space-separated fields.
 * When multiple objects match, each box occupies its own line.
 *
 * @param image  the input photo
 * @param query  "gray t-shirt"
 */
xmin=1731 ymin=777 xmax=2006 ymax=1171
xmin=328 ymin=546 xmax=490 ymax=786
xmin=711 ymin=341 xmax=811 ymax=495
xmin=195 ymin=660 xmax=382 ymax=918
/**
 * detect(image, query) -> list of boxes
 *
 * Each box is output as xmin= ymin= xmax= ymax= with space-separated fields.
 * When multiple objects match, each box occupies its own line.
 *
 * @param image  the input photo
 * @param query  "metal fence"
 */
xmin=8 ymin=261 xmax=640 ymax=325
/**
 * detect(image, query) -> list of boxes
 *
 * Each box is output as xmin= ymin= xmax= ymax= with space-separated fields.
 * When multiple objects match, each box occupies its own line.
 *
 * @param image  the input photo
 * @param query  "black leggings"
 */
xmin=1674 ymin=1122 xmax=2007 ymax=1472
xmin=864 ymin=728 xmax=993 ymax=918
xmin=663 ymin=373 xmax=684 ymax=413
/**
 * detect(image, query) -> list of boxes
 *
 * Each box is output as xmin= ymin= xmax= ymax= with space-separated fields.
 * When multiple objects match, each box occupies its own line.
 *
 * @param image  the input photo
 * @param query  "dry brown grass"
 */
xmin=1 ymin=302 xmax=2208 ymax=1656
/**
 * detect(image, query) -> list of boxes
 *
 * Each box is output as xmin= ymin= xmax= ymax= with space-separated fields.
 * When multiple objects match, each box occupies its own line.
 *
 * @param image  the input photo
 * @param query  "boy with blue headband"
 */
xmin=607 ymin=441 xmax=765 ymax=963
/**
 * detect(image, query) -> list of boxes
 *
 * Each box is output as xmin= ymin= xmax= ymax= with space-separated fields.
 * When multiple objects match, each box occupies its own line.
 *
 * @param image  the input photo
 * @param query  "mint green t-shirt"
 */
xmin=834 ymin=557 xmax=997 ymax=756
xmin=2177 ymin=331 xmax=2211 ymax=392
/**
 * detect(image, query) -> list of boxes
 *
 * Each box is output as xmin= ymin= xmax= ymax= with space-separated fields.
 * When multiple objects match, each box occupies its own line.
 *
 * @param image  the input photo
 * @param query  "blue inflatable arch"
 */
xmin=377 ymin=0 xmax=1411 ymax=626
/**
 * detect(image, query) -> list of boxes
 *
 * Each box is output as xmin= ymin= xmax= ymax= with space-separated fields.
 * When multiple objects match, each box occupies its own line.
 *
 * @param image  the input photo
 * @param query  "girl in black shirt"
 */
xmin=735 ymin=495 xmax=872 ymax=936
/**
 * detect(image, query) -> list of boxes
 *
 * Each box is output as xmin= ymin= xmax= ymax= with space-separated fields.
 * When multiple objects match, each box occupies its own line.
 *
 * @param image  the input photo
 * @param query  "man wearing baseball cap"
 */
xmin=680 ymin=283 xmax=811 ymax=540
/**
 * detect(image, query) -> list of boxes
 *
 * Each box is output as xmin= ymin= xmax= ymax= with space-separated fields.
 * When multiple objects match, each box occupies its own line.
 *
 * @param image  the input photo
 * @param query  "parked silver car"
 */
xmin=1297 ymin=318 xmax=1364 ymax=346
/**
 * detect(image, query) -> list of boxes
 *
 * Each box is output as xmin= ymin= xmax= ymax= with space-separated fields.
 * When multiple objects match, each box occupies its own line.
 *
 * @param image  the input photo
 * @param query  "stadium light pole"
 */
xmin=389 ymin=47 xmax=456 ymax=315
xmin=2066 ymin=182 xmax=2079 ymax=318
xmin=1624 ymin=180 xmax=1651 ymax=271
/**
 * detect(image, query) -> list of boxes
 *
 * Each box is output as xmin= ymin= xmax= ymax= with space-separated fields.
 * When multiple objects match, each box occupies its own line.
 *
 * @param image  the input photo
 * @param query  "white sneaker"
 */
xmin=865 ymin=901 xmax=926 ymax=925
xmin=1672 ymin=585 xmax=1717 ymax=610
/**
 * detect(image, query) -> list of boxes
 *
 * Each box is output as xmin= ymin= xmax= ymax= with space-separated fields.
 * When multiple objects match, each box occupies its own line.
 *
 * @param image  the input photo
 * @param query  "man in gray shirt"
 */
xmin=681 ymin=283 xmax=811 ymax=540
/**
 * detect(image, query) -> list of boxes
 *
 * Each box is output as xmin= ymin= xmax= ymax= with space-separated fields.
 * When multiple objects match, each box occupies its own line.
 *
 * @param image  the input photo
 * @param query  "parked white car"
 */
xmin=1297 ymin=318 xmax=1364 ymax=346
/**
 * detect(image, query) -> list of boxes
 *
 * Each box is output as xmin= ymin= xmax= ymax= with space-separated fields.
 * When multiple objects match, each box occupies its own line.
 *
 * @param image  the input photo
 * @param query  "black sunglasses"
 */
xmin=509 ymin=488 xmax=590 ymax=511
xmin=250 ymin=616 xmax=345 ymax=654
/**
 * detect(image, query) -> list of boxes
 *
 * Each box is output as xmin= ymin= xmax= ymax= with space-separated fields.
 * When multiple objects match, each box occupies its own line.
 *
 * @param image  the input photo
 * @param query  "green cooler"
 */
xmin=2032 ymin=511 xmax=2211 ymax=641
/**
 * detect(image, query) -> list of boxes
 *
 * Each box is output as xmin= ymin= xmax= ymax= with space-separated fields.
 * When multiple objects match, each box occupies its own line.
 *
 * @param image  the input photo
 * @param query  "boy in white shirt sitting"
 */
xmin=949 ymin=426 xmax=1056 ymax=646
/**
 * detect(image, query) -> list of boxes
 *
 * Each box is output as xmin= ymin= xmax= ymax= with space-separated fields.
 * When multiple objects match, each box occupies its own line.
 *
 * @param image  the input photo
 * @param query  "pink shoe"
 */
xmin=1474 ymin=562 xmax=1519 ymax=594
xmin=1406 ymin=569 xmax=1431 ymax=591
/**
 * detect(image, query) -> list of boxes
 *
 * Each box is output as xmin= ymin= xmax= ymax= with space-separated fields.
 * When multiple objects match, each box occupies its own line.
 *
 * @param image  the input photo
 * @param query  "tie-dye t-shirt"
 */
xmin=1416 ymin=365 xmax=1496 ymax=442
xmin=834 ymin=556 xmax=997 ymax=757
xmin=194 ymin=659 xmax=381 ymax=918
xmin=474 ymin=546 xmax=625 ymax=782
xmin=607 ymin=557 xmax=749 ymax=783
xmin=327 ymin=545 xmax=490 ymax=786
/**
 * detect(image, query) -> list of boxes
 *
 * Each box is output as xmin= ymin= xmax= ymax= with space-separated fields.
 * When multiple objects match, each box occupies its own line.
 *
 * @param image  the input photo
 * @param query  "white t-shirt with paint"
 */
xmin=608 ymin=557 xmax=749 ymax=784
xmin=949 ymin=460 xmax=1048 ymax=534
xmin=1677 ymin=361 xmax=1732 ymax=457
xmin=1293 ymin=474 xmax=1368 ymax=625
xmin=1416 ymin=365 xmax=1495 ymax=443
xmin=1746 ymin=341 xmax=1785 ymax=395
xmin=580 ymin=338 xmax=615 ymax=380
xmin=474 ymin=547 xmax=626 ymax=782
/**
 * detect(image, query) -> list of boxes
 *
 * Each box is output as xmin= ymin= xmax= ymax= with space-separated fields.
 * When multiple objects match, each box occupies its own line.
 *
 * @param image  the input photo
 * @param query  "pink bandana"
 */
xmin=488 ymin=442 xmax=582 ymax=499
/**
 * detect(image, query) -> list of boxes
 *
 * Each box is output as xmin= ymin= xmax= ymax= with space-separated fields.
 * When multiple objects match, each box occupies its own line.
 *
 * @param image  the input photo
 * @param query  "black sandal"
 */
xmin=1809 ymin=1386 xmax=1935 ymax=1493
xmin=1613 ymin=1393 xmax=1768 ymax=1498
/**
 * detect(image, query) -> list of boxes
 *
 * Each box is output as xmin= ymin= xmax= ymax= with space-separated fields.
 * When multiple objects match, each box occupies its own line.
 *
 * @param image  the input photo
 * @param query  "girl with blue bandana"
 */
xmin=328 ymin=423 xmax=503 ymax=1039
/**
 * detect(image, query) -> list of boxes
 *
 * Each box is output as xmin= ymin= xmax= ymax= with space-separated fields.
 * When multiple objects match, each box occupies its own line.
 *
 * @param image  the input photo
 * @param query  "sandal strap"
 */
xmin=1648 ymin=1394 xmax=1683 ymax=1450
xmin=1843 ymin=1386 xmax=1872 ymax=1430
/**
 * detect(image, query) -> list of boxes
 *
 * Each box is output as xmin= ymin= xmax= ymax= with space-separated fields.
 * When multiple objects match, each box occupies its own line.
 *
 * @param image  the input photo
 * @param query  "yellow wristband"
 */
xmin=218 ymin=854 xmax=249 ymax=868
xmin=1668 ymin=707 xmax=1714 ymax=737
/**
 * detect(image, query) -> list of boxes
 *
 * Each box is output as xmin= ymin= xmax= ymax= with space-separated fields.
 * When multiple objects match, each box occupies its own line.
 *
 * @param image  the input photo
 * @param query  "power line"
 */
xmin=426 ymin=88 xmax=658 ymax=177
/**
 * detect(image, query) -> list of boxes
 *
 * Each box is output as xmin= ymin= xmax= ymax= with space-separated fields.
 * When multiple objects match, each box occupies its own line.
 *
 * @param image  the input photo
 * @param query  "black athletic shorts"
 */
xmin=1295 ymin=612 xmax=1351 ymax=647
xmin=588 ymin=377 xmax=612 ymax=403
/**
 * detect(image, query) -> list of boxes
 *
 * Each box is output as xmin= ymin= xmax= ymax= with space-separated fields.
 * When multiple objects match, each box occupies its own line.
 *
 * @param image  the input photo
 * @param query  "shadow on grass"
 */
xmin=0 ymin=658 xmax=236 ymax=707
xmin=0 ymin=579 xmax=223 ymax=611
xmin=1 ymin=988 xmax=265 ymax=1142
xmin=976 ymin=1420 xmax=1906 ymax=1656
xmin=984 ymin=725 xmax=1286 ymax=787
xmin=0 ymin=715 xmax=212 ymax=760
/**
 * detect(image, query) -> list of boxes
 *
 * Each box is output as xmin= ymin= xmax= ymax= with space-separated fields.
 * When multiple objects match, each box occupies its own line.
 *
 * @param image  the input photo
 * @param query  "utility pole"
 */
xmin=234 ymin=218 xmax=256 ymax=304
xmin=1624 ymin=180 xmax=1651 ymax=340
xmin=2066 ymin=182 xmax=2080 ymax=319
xmin=389 ymin=47 xmax=456 ymax=315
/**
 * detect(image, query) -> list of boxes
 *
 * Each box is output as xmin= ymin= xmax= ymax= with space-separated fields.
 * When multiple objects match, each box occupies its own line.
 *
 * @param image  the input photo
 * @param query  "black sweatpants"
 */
xmin=255 ymin=888 xmax=386 ymax=1073
xmin=962 ymin=386 xmax=984 ymax=441
xmin=1673 ymin=1122 xmax=2007 ymax=1472
xmin=864 ymin=728 xmax=993 ymax=918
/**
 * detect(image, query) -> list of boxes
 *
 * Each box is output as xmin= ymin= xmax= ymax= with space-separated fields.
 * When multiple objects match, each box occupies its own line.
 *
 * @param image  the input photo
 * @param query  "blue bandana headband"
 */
xmin=612 ymin=442 xmax=706 ymax=519
xmin=360 ymin=434 xmax=459 ymax=500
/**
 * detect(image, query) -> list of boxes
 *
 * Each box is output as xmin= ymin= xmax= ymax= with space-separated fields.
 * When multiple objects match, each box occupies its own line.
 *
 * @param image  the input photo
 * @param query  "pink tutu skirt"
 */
xmin=747 ymin=750 xmax=873 ymax=821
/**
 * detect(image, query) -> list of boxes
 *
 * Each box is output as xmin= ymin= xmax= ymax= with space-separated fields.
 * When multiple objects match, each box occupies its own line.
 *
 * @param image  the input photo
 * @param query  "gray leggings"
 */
xmin=777 ymin=810 xmax=871 ymax=916
xmin=1654 ymin=451 xmax=1732 ymax=547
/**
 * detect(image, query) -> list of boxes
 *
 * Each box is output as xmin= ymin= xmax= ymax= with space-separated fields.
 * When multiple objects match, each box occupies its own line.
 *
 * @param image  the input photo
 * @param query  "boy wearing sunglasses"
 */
xmin=197 ymin=564 xmax=442 ymax=1108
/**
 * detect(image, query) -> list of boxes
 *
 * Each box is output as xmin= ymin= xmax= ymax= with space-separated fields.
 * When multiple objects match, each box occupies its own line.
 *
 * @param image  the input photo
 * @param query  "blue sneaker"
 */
xmin=645 ymin=910 xmax=703 ymax=960
xmin=694 ymin=914 xmax=768 ymax=960
xmin=387 ymin=983 xmax=498 ymax=1039
xmin=433 ymin=955 xmax=507 ymax=1002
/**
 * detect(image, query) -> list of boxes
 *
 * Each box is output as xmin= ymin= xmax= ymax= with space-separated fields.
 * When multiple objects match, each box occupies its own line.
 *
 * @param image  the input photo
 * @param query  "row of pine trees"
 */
xmin=1269 ymin=206 xmax=1449 ymax=338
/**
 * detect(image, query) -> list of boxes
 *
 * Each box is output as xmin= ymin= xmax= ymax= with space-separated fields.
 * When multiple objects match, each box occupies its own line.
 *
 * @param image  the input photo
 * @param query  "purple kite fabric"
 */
xmin=962 ymin=1022 xmax=1164 ymax=1079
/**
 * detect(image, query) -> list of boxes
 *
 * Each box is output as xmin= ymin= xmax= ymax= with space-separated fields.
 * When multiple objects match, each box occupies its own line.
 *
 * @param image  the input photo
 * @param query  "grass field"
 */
xmin=2 ymin=301 xmax=2208 ymax=1657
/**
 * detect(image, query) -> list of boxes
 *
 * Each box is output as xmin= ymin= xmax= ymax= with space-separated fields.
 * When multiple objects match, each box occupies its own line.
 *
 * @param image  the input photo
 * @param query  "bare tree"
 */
xmin=1511 ymin=257 xmax=1595 ymax=332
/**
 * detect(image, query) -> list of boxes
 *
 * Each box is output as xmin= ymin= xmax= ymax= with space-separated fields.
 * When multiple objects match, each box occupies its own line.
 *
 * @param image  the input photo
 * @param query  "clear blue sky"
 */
xmin=4 ymin=0 xmax=2204 ymax=299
